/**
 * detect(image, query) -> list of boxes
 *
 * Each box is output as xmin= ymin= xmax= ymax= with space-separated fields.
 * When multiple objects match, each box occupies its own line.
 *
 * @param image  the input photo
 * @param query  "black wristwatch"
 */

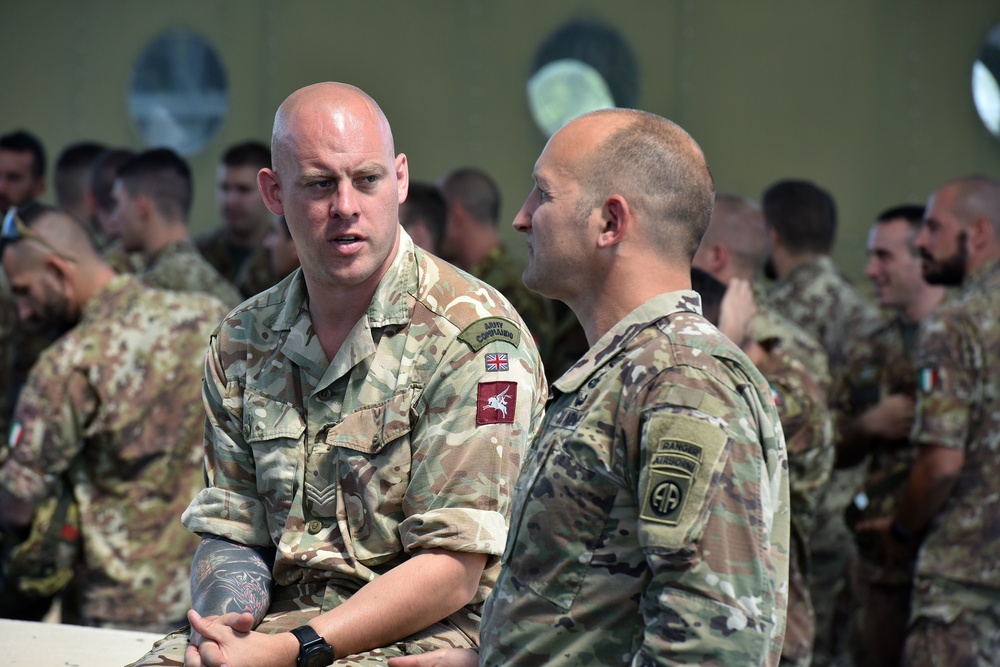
xmin=289 ymin=625 xmax=334 ymax=667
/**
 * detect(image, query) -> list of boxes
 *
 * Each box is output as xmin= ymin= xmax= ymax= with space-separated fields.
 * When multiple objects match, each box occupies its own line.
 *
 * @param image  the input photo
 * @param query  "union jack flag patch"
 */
xmin=485 ymin=352 xmax=509 ymax=372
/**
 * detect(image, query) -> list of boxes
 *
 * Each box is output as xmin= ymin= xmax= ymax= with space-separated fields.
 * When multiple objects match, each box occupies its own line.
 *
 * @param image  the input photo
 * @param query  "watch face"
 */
xmin=301 ymin=647 xmax=333 ymax=667
xmin=292 ymin=626 xmax=333 ymax=667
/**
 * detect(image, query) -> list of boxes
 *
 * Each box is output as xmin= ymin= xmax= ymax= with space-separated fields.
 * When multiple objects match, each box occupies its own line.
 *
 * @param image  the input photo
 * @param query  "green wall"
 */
xmin=3 ymin=0 xmax=999 ymax=281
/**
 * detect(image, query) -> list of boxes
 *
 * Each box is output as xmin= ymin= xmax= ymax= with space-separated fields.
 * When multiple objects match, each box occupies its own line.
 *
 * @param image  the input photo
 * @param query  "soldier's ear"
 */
xmin=597 ymin=195 xmax=630 ymax=249
xmin=42 ymin=253 xmax=74 ymax=292
xmin=258 ymin=168 xmax=284 ymax=216
xmin=967 ymin=216 xmax=993 ymax=249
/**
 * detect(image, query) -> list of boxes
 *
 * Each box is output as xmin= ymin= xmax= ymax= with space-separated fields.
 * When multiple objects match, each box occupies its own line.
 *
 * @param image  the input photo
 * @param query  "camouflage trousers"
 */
xmin=127 ymin=584 xmax=477 ymax=666
xmin=902 ymin=576 xmax=1000 ymax=667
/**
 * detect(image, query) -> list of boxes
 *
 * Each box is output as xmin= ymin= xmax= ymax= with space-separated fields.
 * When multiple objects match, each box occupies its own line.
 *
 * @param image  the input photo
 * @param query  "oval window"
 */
xmin=128 ymin=28 xmax=229 ymax=156
xmin=973 ymin=23 xmax=1000 ymax=139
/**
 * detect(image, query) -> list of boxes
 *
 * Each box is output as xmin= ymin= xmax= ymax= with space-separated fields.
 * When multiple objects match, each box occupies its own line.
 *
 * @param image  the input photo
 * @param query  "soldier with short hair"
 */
xmin=128 ymin=82 xmax=546 ymax=667
xmin=392 ymin=108 xmax=790 ymax=667
xmin=0 ymin=202 xmax=228 ymax=631
xmin=838 ymin=205 xmax=945 ymax=667
xmin=858 ymin=176 xmax=1000 ymax=667
xmin=113 ymin=148 xmax=244 ymax=308
xmin=438 ymin=166 xmax=561 ymax=377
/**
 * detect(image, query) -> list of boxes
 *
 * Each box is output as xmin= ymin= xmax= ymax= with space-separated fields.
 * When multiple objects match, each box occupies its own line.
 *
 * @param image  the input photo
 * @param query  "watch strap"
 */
xmin=289 ymin=624 xmax=333 ymax=666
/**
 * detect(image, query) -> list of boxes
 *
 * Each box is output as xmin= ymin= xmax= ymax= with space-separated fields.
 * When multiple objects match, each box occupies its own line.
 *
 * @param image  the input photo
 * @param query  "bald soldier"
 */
xmin=858 ymin=177 xmax=1000 ymax=666
xmin=392 ymin=109 xmax=791 ymax=667
xmin=128 ymin=83 xmax=546 ymax=667
xmin=0 ymin=203 xmax=228 ymax=630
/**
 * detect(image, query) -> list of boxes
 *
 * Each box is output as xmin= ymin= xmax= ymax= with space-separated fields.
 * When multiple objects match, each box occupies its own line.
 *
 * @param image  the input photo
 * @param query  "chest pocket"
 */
xmin=315 ymin=387 xmax=415 ymax=565
xmin=504 ymin=417 xmax=619 ymax=611
xmin=244 ymin=392 xmax=306 ymax=542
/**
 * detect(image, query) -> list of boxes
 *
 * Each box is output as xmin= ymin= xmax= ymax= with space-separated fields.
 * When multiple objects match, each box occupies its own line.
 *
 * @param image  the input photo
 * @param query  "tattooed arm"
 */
xmin=190 ymin=534 xmax=275 ymax=624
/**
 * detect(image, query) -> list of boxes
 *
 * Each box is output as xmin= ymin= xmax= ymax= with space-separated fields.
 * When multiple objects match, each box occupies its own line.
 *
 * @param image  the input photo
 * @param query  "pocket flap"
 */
xmin=325 ymin=388 xmax=414 ymax=454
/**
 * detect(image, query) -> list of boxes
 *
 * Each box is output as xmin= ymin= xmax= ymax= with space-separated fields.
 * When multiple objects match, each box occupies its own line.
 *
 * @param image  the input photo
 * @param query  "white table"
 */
xmin=0 ymin=618 xmax=163 ymax=666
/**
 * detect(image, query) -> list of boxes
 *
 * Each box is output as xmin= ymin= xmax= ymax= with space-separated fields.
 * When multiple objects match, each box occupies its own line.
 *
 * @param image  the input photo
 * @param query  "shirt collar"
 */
xmin=553 ymin=290 xmax=704 ymax=393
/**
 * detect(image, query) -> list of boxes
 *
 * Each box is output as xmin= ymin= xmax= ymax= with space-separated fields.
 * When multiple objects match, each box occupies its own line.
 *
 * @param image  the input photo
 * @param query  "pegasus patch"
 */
xmin=477 ymin=381 xmax=517 ymax=425
xmin=458 ymin=317 xmax=521 ymax=351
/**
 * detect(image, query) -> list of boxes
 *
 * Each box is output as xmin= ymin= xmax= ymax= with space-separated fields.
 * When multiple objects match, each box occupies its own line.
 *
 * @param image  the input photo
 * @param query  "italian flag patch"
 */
xmin=918 ymin=367 xmax=939 ymax=393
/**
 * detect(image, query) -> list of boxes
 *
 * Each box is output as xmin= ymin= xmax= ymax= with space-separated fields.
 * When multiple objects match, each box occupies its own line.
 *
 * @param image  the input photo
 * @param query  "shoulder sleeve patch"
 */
xmin=458 ymin=317 xmax=521 ymax=351
xmin=639 ymin=413 xmax=731 ymax=550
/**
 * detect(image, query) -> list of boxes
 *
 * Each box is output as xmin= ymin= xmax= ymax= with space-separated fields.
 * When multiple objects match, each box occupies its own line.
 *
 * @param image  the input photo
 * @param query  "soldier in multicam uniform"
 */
xmin=113 ymin=148 xmax=244 ymax=308
xmin=393 ymin=108 xmax=791 ymax=667
xmin=196 ymin=141 xmax=280 ymax=299
xmin=437 ymin=167 xmax=561 ymax=376
xmin=128 ymin=82 xmax=546 ymax=667
xmin=694 ymin=268 xmax=834 ymax=667
xmin=0 ymin=203 xmax=228 ymax=631
xmin=761 ymin=179 xmax=884 ymax=667
xmin=857 ymin=176 xmax=1000 ymax=667
xmin=835 ymin=206 xmax=945 ymax=667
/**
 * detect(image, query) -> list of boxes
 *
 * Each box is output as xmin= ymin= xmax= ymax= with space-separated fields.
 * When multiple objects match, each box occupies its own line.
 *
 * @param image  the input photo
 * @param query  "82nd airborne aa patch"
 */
xmin=641 ymin=438 xmax=703 ymax=526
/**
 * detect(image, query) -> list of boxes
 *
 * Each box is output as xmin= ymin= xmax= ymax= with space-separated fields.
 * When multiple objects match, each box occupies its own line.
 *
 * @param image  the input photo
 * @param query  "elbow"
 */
xmin=441 ymin=550 xmax=489 ymax=610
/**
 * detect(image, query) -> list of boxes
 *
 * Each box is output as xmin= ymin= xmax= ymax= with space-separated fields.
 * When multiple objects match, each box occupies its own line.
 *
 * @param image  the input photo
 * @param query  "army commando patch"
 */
xmin=458 ymin=317 xmax=521 ymax=351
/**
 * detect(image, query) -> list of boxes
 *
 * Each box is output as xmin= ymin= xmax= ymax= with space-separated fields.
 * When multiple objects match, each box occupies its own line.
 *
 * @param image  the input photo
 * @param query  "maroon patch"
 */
xmin=477 ymin=381 xmax=517 ymax=425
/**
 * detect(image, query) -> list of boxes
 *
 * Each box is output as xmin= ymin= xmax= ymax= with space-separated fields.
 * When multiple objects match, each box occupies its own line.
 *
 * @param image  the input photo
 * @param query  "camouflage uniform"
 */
xmin=479 ymin=291 xmax=791 ymax=666
xmin=195 ymin=225 xmax=278 ymax=299
xmin=836 ymin=316 xmax=920 ymax=667
xmin=903 ymin=259 xmax=1000 ymax=667
xmin=766 ymin=256 xmax=882 ymax=378
xmin=101 ymin=237 xmax=145 ymax=274
xmin=470 ymin=244 xmax=558 ymax=377
xmin=132 ymin=231 xmax=547 ymax=665
xmin=0 ymin=275 xmax=228 ymax=631
xmin=0 ymin=274 xmax=17 ymax=441
xmin=754 ymin=303 xmax=831 ymax=386
xmin=757 ymin=344 xmax=834 ymax=667
xmin=766 ymin=256 xmax=883 ymax=667
xmin=140 ymin=239 xmax=244 ymax=308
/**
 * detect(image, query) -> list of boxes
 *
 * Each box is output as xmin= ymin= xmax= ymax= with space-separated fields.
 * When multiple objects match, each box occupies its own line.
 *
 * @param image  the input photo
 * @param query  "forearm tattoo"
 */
xmin=191 ymin=535 xmax=274 ymax=623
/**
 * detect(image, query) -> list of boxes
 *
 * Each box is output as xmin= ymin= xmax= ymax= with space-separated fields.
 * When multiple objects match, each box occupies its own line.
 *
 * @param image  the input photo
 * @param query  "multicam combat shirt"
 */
xmin=182 ymin=231 xmax=547 ymax=642
xmin=480 ymin=291 xmax=790 ymax=666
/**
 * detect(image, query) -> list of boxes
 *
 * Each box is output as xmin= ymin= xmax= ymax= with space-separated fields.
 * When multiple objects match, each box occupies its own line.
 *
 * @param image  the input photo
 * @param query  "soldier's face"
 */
xmin=513 ymin=123 xmax=600 ymax=302
xmin=217 ymin=164 xmax=271 ymax=238
xmin=110 ymin=180 xmax=144 ymax=254
xmin=0 ymin=149 xmax=44 ymax=213
xmin=916 ymin=188 xmax=967 ymax=286
xmin=865 ymin=219 xmax=926 ymax=309
xmin=260 ymin=100 xmax=408 ymax=294
xmin=1 ymin=250 xmax=75 ymax=331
